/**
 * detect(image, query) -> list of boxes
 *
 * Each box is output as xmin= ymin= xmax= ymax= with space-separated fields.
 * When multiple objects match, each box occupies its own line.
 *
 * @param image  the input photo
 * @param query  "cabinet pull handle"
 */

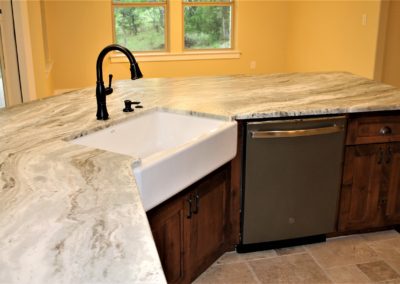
xmin=378 ymin=147 xmax=384 ymax=164
xmin=379 ymin=126 xmax=392 ymax=135
xmin=386 ymin=146 xmax=392 ymax=164
xmin=186 ymin=196 xmax=192 ymax=219
xmin=193 ymin=192 xmax=199 ymax=214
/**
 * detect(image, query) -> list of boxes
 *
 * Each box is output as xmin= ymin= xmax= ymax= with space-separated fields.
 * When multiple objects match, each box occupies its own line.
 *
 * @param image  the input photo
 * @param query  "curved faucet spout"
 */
xmin=95 ymin=44 xmax=143 ymax=120
xmin=96 ymin=44 xmax=142 ymax=83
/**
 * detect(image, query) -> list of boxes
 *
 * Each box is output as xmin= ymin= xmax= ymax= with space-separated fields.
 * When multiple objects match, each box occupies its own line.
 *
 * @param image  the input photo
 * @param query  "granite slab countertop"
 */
xmin=1 ymin=72 xmax=400 ymax=284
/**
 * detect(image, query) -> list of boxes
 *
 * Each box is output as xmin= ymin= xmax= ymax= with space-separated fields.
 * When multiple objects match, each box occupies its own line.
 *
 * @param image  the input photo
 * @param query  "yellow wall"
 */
xmin=381 ymin=0 xmax=400 ymax=88
xmin=45 ymin=0 xmax=289 ymax=91
xmin=45 ymin=0 xmax=113 ymax=91
xmin=37 ymin=0 xmax=383 ymax=95
xmin=286 ymin=0 xmax=381 ymax=79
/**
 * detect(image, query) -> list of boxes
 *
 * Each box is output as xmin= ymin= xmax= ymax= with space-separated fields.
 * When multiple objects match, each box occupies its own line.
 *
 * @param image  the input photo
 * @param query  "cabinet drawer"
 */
xmin=346 ymin=115 xmax=400 ymax=145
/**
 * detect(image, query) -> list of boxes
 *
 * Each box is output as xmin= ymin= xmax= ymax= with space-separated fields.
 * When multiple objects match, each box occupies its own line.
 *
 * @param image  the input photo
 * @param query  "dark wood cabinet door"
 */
xmin=338 ymin=144 xmax=385 ymax=231
xmin=384 ymin=143 xmax=400 ymax=224
xmin=147 ymin=196 xmax=190 ymax=284
xmin=188 ymin=167 xmax=230 ymax=281
xmin=147 ymin=165 xmax=231 ymax=284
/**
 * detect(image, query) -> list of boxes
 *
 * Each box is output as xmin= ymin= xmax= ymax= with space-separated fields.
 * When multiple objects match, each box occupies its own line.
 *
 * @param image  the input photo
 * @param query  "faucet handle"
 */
xmin=105 ymin=74 xmax=113 ymax=95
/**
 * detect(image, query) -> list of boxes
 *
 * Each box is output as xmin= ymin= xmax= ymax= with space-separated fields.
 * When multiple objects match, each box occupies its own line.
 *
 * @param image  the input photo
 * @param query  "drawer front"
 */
xmin=346 ymin=115 xmax=400 ymax=145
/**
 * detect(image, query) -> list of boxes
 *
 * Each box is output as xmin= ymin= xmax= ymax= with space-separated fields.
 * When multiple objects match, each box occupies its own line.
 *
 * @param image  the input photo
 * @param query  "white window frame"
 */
xmin=111 ymin=0 xmax=240 ymax=62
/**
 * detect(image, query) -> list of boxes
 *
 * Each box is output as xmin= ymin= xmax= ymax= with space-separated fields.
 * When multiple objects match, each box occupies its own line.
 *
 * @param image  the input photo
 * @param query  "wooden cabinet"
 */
xmin=384 ymin=143 xmax=400 ymax=224
xmin=147 ymin=193 xmax=188 ymax=283
xmin=339 ymin=113 xmax=400 ymax=232
xmin=147 ymin=165 xmax=232 ymax=284
xmin=339 ymin=144 xmax=386 ymax=231
xmin=187 ymin=169 xmax=230 ymax=278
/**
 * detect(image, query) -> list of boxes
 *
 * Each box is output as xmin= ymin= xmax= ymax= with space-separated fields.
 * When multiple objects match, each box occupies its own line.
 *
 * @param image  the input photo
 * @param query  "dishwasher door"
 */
xmin=240 ymin=116 xmax=346 ymax=251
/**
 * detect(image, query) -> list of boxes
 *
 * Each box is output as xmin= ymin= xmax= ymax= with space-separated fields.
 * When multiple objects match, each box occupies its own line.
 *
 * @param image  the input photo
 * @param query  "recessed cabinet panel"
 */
xmin=339 ymin=145 xmax=384 ymax=231
xmin=384 ymin=143 xmax=400 ymax=224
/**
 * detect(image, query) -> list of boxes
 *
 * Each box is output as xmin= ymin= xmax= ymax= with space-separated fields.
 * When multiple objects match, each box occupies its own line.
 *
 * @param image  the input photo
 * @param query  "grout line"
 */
xmin=361 ymin=237 xmax=400 ymax=276
xmin=274 ymin=247 xmax=307 ymax=257
xmin=305 ymin=249 xmax=336 ymax=283
xmin=212 ymin=250 xmax=279 ymax=267
xmin=351 ymin=264 xmax=374 ymax=282
xmin=244 ymin=260 xmax=262 ymax=284
xmin=369 ymin=254 xmax=400 ymax=278
xmin=236 ymin=246 xmax=311 ymax=263
xmin=305 ymin=243 xmax=383 ymax=271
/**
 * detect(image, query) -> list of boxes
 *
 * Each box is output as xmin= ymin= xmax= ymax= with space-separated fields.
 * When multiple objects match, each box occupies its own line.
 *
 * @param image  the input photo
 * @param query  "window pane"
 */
xmin=114 ymin=7 xmax=165 ymax=51
xmin=184 ymin=6 xmax=231 ymax=49
xmin=113 ymin=0 xmax=165 ymax=3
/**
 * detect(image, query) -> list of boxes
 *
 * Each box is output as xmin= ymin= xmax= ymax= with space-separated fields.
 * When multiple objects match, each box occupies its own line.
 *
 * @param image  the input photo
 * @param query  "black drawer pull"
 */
xmin=193 ymin=192 xmax=199 ymax=214
xmin=186 ymin=196 xmax=192 ymax=219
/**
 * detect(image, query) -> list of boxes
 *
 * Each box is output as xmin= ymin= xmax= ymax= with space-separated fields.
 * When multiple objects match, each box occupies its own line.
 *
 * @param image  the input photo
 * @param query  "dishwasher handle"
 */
xmin=251 ymin=125 xmax=344 ymax=139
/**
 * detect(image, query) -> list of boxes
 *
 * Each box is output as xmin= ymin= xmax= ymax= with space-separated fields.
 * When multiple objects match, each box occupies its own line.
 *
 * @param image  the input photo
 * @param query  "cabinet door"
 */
xmin=338 ymin=144 xmax=385 ymax=231
xmin=384 ymin=143 xmax=400 ymax=224
xmin=188 ymin=167 xmax=230 ymax=281
xmin=147 ymin=195 xmax=191 ymax=284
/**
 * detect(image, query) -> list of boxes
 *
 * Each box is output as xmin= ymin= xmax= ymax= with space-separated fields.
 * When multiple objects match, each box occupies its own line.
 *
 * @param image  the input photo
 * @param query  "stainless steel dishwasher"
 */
xmin=237 ymin=116 xmax=346 ymax=252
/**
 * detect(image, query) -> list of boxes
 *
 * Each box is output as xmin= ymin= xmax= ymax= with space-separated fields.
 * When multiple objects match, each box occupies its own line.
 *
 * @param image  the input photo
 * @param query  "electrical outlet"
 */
xmin=250 ymin=61 xmax=256 ymax=70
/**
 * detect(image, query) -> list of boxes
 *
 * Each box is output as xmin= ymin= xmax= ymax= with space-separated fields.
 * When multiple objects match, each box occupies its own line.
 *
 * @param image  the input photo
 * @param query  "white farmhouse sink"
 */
xmin=72 ymin=110 xmax=237 ymax=211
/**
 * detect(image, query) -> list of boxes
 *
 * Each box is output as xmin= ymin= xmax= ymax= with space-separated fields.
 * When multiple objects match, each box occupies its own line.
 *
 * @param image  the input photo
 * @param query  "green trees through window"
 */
xmin=112 ymin=0 xmax=233 ymax=52
xmin=113 ymin=0 xmax=166 ymax=51
xmin=184 ymin=4 xmax=232 ymax=49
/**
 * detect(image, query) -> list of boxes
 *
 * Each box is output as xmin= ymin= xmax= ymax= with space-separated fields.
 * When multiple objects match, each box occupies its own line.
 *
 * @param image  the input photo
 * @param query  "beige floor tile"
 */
xmin=275 ymin=245 xmax=306 ymax=256
xmin=360 ymin=230 xmax=400 ymax=242
xmin=199 ymin=232 xmax=400 ymax=284
xmin=357 ymin=260 xmax=400 ymax=282
xmin=379 ymin=278 xmax=400 ymax=284
xmin=193 ymin=262 xmax=257 ymax=284
xmin=248 ymin=253 xmax=331 ymax=283
xmin=215 ymin=249 xmax=277 ymax=265
xmin=325 ymin=265 xmax=372 ymax=283
xmin=305 ymin=235 xmax=379 ymax=269
xmin=215 ymin=251 xmax=243 ymax=264
xmin=368 ymin=237 xmax=400 ymax=272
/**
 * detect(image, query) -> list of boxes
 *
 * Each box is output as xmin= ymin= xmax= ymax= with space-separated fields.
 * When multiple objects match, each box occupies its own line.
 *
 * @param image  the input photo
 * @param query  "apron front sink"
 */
xmin=72 ymin=109 xmax=237 ymax=210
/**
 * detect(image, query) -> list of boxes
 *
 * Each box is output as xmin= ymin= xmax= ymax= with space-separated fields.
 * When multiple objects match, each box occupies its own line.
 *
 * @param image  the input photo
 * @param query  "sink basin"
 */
xmin=72 ymin=110 xmax=237 ymax=210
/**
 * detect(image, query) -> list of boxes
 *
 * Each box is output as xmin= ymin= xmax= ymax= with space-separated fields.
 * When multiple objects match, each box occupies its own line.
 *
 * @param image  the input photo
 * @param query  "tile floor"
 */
xmin=194 ymin=230 xmax=400 ymax=283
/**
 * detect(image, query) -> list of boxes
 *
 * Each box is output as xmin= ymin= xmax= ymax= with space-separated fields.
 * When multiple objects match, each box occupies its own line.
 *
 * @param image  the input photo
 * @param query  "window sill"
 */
xmin=110 ymin=50 xmax=241 ymax=63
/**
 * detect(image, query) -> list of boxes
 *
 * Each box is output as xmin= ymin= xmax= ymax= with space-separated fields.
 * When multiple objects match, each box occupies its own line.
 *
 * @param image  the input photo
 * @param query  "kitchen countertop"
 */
xmin=1 ymin=72 xmax=400 ymax=283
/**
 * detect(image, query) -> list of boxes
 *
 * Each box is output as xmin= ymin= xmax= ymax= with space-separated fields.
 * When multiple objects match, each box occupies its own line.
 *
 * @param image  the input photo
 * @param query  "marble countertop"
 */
xmin=1 ymin=72 xmax=400 ymax=284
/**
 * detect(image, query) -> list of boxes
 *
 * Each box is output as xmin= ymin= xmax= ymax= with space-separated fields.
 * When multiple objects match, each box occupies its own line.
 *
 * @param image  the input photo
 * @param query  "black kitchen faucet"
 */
xmin=95 ymin=44 xmax=143 ymax=120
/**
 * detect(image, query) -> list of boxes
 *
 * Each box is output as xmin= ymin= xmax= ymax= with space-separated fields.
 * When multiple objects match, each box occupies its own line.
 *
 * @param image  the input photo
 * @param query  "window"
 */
xmin=183 ymin=0 xmax=233 ymax=50
xmin=112 ymin=0 xmax=167 ymax=52
xmin=112 ymin=0 xmax=234 ymax=53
